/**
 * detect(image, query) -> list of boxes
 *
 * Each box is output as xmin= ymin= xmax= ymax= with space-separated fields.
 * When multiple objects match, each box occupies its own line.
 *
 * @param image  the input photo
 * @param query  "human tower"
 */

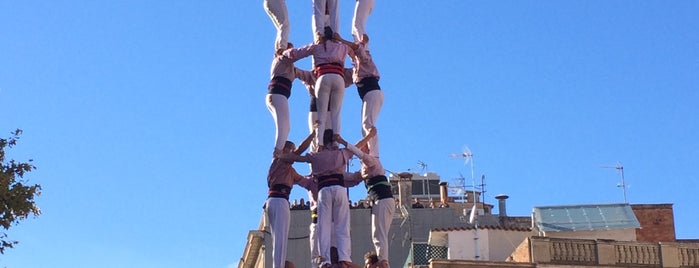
xmin=261 ymin=1 xmax=404 ymax=268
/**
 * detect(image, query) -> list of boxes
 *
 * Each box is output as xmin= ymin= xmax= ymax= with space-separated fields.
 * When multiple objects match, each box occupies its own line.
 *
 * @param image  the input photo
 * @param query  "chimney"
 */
xmin=439 ymin=182 xmax=448 ymax=204
xmin=495 ymin=194 xmax=509 ymax=225
xmin=396 ymin=172 xmax=413 ymax=212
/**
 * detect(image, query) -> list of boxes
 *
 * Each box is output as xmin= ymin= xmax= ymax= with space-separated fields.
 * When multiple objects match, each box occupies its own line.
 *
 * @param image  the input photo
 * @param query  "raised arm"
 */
xmin=355 ymin=127 xmax=377 ymax=150
xmin=294 ymin=131 xmax=315 ymax=155
xmin=333 ymin=32 xmax=358 ymax=51
xmin=335 ymin=134 xmax=366 ymax=160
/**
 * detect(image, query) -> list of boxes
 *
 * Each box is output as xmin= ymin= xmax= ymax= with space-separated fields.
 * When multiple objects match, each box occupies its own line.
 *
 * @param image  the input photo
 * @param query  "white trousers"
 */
xmin=308 ymin=107 xmax=331 ymax=153
xmin=312 ymin=0 xmax=339 ymax=35
xmin=315 ymin=74 xmax=345 ymax=146
xmin=352 ymin=0 xmax=375 ymax=43
xmin=266 ymin=93 xmax=290 ymax=151
xmin=372 ymin=197 xmax=395 ymax=265
xmin=361 ymin=90 xmax=383 ymax=157
xmin=266 ymin=197 xmax=291 ymax=268
xmin=309 ymin=222 xmax=319 ymax=266
xmin=317 ymin=185 xmax=351 ymax=265
xmin=263 ymin=0 xmax=290 ymax=50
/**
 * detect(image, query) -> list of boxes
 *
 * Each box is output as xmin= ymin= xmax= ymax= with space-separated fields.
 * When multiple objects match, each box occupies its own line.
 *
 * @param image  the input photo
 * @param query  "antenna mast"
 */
xmin=451 ymin=146 xmax=479 ymax=260
xmin=417 ymin=160 xmax=431 ymax=199
xmin=603 ymin=162 xmax=628 ymax=203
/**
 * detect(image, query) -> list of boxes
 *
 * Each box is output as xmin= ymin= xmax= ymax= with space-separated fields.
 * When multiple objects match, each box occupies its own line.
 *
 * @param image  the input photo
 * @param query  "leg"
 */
xmin=311 ymin=0 xmax=326 ymax=37
xmin=331 ymin=186 xmax=352 ymax=262
xmin=263 ymin=0 xmax=290 ymax=50
xmin=352 ymin=0 xmax=375 ymax=43
xmin=326 ymin=0 xmax=340 ymax=33
xmin=309 ymin=222 xmax=319 ymax=266
xmin=266 ymin=197 xmax=291 ymax=268
xmin=372 ymin=198 xmax=395 ymax=267
xmin=266 ymin=93 xmax=290 ymax=153
xmin=314 ymin=75 xmax=333 ymax=147
xmin=327 ymin=74 xmax=346 ymax=136
xmin=361 ymin=90 xmax=383 ymax=157
xmin=309 ymin=96 xmax=320 ymax=152
xmin=317 ymin=187 xmax=334 ymax=267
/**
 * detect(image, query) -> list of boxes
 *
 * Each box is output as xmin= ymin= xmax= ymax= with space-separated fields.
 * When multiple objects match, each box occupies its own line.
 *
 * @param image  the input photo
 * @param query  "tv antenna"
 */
xmin=451 ymin=145 xmax=480 ymax=259
xmin=449 ymin=173 xmax=466 ymax=197
xmin=417 ymin=160 xmax=428 ymax=174
xmin=602 ymin=162 xmax=628 ymax=203
xmin=450 ymin=146 xmax=475 ymax=205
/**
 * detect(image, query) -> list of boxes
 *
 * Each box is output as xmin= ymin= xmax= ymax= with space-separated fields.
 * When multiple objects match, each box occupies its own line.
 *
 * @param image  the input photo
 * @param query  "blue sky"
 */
xmin=1 ymin=1 xmax=698 ymax=267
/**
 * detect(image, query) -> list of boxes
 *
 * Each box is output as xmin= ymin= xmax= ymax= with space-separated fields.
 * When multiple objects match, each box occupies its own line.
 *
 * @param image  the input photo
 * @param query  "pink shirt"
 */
xmin=351 ymin=42 xmax=380 ymax=83
xmin=267 ymin=157 xmax=303 ymax=188
xmin=284 ymin=41 xmax=350 ymax=67
xmin=270 ymin=52 xmax=297 ymax=81
xmin=306 ymin=148 xmax=354 ymax=176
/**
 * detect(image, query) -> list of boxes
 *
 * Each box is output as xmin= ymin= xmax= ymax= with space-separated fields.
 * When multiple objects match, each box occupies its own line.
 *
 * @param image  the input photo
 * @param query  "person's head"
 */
xmin=322 ymin=129 xmax=334 ymax=147
xmin=284 ymin=261 xmax=295 ymax=268
xmin=323 ymin=26 xmax=334 ymax=42
xmin=283 ymin=141 xmax=296 ymax=153
xmin=275 ymin=43 xmax=294 ymax=56
xmin=364 ymin=252 xmax=379 ymax=268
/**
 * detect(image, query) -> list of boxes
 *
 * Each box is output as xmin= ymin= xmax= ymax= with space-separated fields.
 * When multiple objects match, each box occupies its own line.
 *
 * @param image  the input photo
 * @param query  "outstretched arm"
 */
xmin=277 ymin=153 xmax=310 ymax=163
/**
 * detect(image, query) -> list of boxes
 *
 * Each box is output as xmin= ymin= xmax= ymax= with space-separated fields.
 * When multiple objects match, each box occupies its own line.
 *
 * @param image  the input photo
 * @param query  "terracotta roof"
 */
xmin=431 ymin=225 xmax=531 ymax=232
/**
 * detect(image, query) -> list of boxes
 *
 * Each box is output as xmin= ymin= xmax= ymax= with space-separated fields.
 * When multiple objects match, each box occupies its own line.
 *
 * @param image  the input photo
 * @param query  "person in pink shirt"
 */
xmin=335 ymin=128 xmax=410 ymax=268
xmin=267 ymin=43 xmax=309 ymax=157
xmin=296 ymin=172 xmax=362 ymax=267
xmin=280 ymin=129 xmax=356 ymax=268
xmin=283 ymin=27 xmax=352 ymax=150
xmin=266 ymin=132 xmax=314 ymax=268
xmin=335 ymin=33 xmax=383 ymax=157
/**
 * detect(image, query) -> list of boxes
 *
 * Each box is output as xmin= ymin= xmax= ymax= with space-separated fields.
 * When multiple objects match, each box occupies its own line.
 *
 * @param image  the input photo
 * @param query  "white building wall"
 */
xmin=447 ymin=229 xmax=490 ymax=261
xmin=445 ymin=229 xmax=532 ymax=261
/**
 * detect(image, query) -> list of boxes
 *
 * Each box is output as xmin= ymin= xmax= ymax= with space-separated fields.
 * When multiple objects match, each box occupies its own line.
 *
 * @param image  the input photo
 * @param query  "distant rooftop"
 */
xmin=533 ymin=203 xmax=640 ymax=232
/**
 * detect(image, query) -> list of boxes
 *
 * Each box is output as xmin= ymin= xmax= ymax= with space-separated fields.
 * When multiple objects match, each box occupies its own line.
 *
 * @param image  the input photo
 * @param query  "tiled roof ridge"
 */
xmin=431 ymin=225 xmax=531 ymax=232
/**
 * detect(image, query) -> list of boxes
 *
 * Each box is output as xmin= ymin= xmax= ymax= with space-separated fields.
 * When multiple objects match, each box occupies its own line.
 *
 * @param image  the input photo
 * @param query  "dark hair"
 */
xmin=323 ymin=26 xmax=334 ymax=41
xmin=284 ymin=141 xmax=296 ymax=151
xmin=323 ymin=129 xmax=334 ymax=146
xmin=364 ymin=252 xmax=379 ymax=264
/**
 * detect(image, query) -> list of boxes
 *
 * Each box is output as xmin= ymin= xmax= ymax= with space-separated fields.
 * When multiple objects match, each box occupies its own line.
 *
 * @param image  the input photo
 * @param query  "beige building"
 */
xmin=238 ymin=172 xmax=699 ymax=268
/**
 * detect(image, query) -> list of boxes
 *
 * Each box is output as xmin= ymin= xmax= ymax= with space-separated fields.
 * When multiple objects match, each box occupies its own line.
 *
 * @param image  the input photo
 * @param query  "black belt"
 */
xmin=268 ymin=184 xmax=291 ymax=199
xmin=268 ymin=76 xmax=292 ymax=98
xmin=317 ymin=173 xmax=344 ymax=190
xmin=357 ymin=76 xmax=380 ymax=100
xmin=366 ymin=175 xmax=393 ymax=200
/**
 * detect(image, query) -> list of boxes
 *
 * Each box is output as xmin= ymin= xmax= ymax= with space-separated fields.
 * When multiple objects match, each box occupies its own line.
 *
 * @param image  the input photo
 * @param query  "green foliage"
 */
xmin=0 ymin=129 xmax=41 ymax=254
